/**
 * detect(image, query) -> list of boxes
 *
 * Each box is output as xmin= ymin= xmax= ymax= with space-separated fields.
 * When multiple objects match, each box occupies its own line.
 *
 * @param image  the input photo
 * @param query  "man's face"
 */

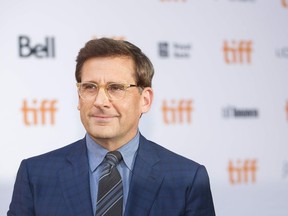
xmin=78 ymin=56 xmax=153 ymax=149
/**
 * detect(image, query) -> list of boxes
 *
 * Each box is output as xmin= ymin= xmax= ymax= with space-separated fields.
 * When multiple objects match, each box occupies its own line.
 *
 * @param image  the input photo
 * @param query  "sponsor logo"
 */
xmin=18 ymin=35 xmax=55 ymax=58
xmin=223 ymin=106 xmax=259 ymax=118
xmin=276 ymin=47 xmax=288 ymax=59
xmin=228 ymin=159 xmax=258 ymax=184
xmin=159 ymin=42 xmax=169 ymax=57
xmin=162 ymin=99 xmax=193 ymax=124
xmin=223 ymin=40 xmax=253 ymax=64
xmin=158 ymin=42 xmax=192 ymax=59
xmin=21 ymin=99 xmax=58 ymax=126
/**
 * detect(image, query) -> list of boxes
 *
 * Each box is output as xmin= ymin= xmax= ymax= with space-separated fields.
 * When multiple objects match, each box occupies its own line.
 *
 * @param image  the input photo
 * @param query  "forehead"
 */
xmin=81 ymin=56 xmax=136 ymax=82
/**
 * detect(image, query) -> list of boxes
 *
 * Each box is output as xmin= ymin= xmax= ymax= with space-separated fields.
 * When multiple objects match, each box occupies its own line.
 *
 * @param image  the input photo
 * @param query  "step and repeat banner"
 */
xmin=0 ymin=0 xmax=288 ymax=215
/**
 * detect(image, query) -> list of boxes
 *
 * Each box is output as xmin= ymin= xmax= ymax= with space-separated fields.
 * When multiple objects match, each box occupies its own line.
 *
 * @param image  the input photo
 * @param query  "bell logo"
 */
xmin=228 ymin=159 xmax=257 ymax=184
xmin=21 ymin=99 xmax=58 ymax=126
xmin=18 ymin=35 xmax=55 ymax=58
xmin=282 ymin=0 xmax=288 ymax=8
xmin=162 ymin=99 xmax=193 ymax=124
xmin=223 ymin=40 xmax=253 ymax=64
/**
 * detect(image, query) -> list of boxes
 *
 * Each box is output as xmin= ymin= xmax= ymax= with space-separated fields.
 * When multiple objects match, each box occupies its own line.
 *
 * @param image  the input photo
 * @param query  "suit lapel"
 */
xmin=125 ymin=135 xmax=164 ymax=215
xmin=59 ymin=139 xmax=94 ymax=216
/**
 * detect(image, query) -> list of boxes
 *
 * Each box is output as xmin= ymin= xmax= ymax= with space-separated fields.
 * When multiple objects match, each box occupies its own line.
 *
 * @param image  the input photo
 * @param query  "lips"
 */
xmin=89 ymin=113 xmax=118 ymax=123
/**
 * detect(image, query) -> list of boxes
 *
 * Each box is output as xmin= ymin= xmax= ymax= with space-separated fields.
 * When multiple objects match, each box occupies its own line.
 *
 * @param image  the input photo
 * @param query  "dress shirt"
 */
xmin=86 ymin=132 xmax=139 ymax=215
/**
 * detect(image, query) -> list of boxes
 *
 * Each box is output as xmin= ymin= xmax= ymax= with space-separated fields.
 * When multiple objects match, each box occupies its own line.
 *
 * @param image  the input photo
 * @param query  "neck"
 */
xmin=90 ymin=131 xmax=138 ymax=151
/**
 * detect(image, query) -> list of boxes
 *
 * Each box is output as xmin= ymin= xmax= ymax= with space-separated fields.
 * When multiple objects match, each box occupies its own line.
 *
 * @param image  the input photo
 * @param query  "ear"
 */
xmin=140 ymin=87 xmax=153 ymax=114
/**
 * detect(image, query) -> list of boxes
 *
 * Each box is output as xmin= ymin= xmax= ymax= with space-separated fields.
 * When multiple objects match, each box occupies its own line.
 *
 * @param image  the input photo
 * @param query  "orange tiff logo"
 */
xmin=162 ymin=99 xmax=193 ymax=124
xmin=228 ymin=159 xmax=257 ymax=184
xmin=282 ymin=0 xmax=288 ymax=7
xmin=21 ymin=99 xmax=58 ymax=126
xmin=223 ymin=40 xmax=253 ymax=64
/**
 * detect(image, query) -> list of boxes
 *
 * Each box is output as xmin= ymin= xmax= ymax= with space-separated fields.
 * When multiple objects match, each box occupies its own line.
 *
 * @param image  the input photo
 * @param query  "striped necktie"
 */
xmin=96 ymin=151 xmax=123 ymax=216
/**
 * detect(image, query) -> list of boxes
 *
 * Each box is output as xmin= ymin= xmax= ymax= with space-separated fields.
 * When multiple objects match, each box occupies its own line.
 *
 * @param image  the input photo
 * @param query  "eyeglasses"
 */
xmin=76 ymin=82 xmax=139 ymax=101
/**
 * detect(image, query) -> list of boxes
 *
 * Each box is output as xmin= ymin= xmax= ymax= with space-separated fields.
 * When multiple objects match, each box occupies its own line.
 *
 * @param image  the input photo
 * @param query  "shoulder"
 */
xmin=139 ymin=134 xmax=202 ymax=171
xmin=138 ymin=134 xmax=211 ymax=190
xmin=21 ymin=138 xmax=86 ymax=167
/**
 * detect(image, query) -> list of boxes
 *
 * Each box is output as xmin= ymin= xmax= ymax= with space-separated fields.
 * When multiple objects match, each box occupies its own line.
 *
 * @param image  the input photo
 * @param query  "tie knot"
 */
xmin=105 ymin=151 xmax=123 ymax=166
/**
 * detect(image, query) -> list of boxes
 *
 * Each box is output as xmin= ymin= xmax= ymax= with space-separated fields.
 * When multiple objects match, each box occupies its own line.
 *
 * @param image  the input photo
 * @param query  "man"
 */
xmin=8 ymin=38 xmax=216 ymax=216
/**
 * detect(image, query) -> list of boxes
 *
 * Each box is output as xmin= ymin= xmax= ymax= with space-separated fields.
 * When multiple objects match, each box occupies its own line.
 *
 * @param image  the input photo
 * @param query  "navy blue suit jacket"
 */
xmin=8 ymin=134 xmax=215 ymax=216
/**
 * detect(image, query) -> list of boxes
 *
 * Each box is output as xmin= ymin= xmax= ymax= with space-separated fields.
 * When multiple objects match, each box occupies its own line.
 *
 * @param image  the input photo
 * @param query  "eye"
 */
xmin=82 ymin=83 xmax=97 ymax=91
xmin=107 ymin=83 xmax=125 ymax=92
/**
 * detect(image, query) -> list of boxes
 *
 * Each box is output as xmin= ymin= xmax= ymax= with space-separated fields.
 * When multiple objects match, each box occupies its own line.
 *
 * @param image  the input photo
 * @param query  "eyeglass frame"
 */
xmin=76 ymin=81 xmax=141 ymax=101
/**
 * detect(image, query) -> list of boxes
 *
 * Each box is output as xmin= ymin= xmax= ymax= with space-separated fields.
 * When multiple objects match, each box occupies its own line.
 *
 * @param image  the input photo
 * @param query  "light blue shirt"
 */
xmin=86 ymin=132 xmax=139 ymax=215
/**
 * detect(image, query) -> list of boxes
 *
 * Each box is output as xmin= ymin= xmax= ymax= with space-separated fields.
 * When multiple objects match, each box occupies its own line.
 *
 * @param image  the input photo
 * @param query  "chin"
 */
xmin=90 ymin=130 xmax=115 ymax=139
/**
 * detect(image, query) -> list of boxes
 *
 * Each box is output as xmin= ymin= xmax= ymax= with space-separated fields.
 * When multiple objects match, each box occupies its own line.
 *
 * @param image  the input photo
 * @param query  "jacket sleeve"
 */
xmin=7 ymin=159 xmax=35 ymax=216
xmin=185 ymin=165 xmax=216 ymax=216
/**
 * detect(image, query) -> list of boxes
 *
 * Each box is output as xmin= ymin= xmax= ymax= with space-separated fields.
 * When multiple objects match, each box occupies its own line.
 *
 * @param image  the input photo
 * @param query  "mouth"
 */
xmin=90 ymin=114 xmax=117 ymax=123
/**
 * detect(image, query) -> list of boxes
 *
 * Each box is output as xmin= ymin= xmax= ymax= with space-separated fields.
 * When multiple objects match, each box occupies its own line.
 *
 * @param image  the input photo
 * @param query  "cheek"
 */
xmin=114 ymin=99 xmax=141 ymax=117
xmin=78 ymin=100 xmax=90 ymax=115
xmin=77 ymin=97 xmax=82 ymax=110
xmin=78 ymin=100 xmax=83 ymax=111
xmin=127 ymin=99 xmax=142 ymax=116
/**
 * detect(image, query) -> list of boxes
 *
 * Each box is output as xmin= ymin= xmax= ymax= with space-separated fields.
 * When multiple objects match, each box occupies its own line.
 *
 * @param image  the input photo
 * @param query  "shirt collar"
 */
xmin=86 ymin=131 xmax=140 ymax=173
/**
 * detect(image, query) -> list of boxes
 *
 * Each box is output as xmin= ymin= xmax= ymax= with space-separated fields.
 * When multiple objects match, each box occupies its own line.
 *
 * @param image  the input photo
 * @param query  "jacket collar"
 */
xmin=125 ymin=134 xmax=164 ymax=215
xmin=59 ymin=138 xmax=94 ymax=216
xmin=58 ymin=135 xmax=163 ymax=216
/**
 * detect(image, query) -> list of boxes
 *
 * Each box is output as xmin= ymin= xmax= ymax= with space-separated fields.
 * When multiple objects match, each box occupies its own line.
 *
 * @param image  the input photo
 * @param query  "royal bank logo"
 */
xmin=228 ymin=159 xmax=258 ymax=184
xmin=223 ymin=106 xmax=259 ymax=119
xmin=162 ymin=99 xmax=193 ymax=124
xmin=158 ymin=42 xmax=192 ymax=59
xmin=276 ymin=46 xmax=288 ymax=59
xmin=223 ymin=40 xmax=253 ymax=64
xmin=18 ymin=35 xmax=55 ymax=58
xmin=21 ymin=99 xmax=58 ymax=126
xmin=159 ymin=42 xmax=169 ymax=57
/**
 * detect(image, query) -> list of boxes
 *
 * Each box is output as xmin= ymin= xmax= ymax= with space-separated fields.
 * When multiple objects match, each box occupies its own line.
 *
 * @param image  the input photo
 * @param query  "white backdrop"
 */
xmin=1 ymin=0 xmax=288 ymax=215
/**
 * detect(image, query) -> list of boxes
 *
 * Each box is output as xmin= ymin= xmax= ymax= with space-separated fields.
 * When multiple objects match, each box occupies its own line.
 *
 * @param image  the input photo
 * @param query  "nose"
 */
xmin=93 ymin=87 xmax=110 ymax=107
